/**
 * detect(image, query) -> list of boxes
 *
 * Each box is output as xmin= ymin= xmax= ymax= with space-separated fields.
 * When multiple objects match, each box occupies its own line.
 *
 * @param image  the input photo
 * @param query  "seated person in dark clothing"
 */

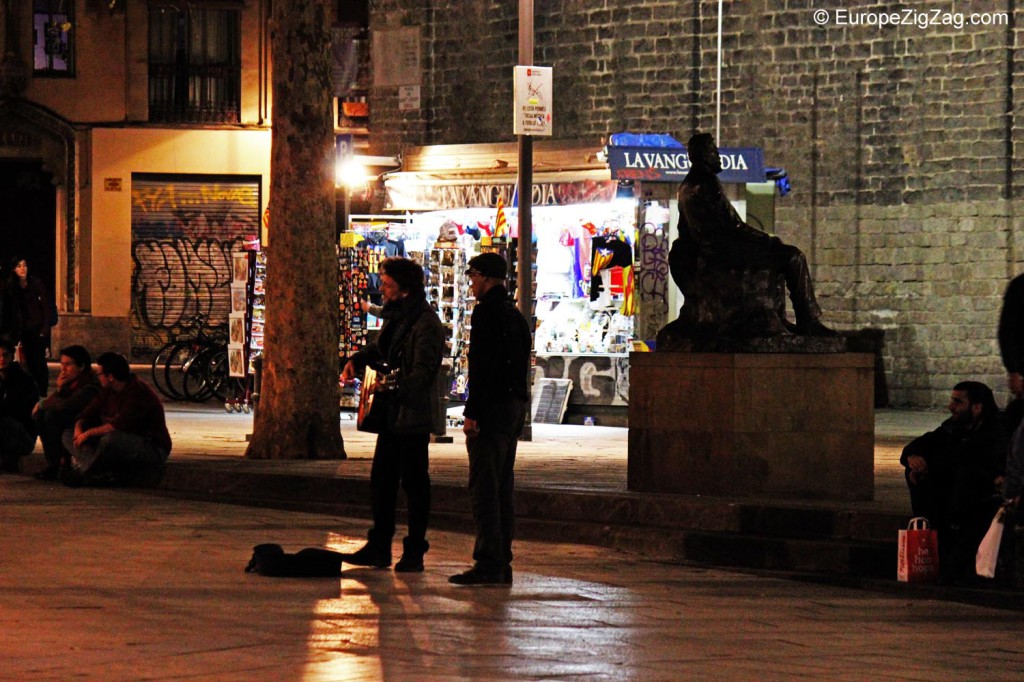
xmin=0 ymin=336 xmax=39 ymax=472
xmin=61 ymin=352 xmax=172 ymax=486
xmin=900 ymin=381 xmax=1008 ymax=582
xmin=32 ymin=345 xmax=101 ymax=480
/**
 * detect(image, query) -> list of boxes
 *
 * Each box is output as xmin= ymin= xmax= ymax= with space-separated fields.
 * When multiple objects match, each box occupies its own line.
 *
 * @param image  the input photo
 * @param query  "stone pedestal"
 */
xmin=628 ymin=352 xmax=875 ymax=501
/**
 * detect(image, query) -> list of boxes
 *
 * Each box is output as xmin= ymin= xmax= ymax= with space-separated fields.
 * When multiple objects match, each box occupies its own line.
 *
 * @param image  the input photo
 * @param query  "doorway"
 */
xmin=0 ymin=161 xmax=57 ymax=295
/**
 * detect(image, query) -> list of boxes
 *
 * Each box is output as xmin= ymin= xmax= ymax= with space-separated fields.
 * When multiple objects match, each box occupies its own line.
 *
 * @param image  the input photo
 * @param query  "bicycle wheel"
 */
xmin=205 ymin=348 xmax=246 ymax=403
xmin=150 ymin=341 xmax=181 ymax=400
xmin=182 ymin=347 xmax=216 ymax=403
xmin=164 ymin=341 xmax=200 ymax=402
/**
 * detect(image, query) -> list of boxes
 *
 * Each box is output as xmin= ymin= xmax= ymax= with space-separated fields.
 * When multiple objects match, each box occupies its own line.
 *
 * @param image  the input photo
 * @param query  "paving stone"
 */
xmin=5 ymin=476 xmax=1024 ymax=680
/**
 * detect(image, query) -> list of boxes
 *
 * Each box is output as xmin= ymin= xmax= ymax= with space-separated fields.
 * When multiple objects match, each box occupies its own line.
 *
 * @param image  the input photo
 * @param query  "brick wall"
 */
xmin=370 ymin=0 xmax=1023 ymax=408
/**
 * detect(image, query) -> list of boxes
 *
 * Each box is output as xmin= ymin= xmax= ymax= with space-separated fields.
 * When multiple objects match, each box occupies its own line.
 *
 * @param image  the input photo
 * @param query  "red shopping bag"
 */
xmin=897 ymin=517 xmax=940 ymax=583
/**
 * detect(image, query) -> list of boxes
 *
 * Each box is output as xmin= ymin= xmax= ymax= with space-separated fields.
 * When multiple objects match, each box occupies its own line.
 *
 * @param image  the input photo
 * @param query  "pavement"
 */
xmin=17 ymin=398 xmax=1024 ymax=584
xmin=5 ymin=477 xmax=1024 ymax=681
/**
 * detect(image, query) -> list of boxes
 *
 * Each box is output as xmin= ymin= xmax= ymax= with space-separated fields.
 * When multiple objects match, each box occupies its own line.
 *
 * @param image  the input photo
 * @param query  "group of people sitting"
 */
xmin=901 ymin=380 xmax=1024 ymax=584
xmin=0 ymin=337 xmax=171 ymax=486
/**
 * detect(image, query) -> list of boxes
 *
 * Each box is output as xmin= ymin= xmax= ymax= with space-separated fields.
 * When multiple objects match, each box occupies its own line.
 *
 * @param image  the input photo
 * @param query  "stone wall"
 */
xmin=369 ymin=0 xmax=1024 ymax=407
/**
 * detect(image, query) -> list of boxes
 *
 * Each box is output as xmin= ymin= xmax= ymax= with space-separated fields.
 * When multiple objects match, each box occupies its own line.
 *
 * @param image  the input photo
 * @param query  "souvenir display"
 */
xmin=248 ymin=251 xmax=266 ymax=368
xmin=425 ymin=245 xmax=469 ymax=399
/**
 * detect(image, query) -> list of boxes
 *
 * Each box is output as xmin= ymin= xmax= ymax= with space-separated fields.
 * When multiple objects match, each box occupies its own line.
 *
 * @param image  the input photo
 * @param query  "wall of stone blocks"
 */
xmin=369 ymin=0 xmax=1024 ymax=407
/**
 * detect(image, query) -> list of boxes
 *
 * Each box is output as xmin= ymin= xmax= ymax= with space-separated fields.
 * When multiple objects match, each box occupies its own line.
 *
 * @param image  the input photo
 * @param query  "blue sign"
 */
xmin=336 ymin=134 xmax=354 ymax=163
xmin=607 ymin=145 xmax=767 ymax=184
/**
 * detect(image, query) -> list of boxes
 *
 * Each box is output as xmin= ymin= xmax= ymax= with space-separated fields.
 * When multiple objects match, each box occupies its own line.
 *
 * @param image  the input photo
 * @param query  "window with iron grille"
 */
xmin=33 ymin=0 xmax=74 ymax=76
xmin=148 ymin=4 xmax=240 ymax=124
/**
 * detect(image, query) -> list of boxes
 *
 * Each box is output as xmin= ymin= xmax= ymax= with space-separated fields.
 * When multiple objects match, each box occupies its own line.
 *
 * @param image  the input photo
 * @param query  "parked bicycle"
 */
xmin=150 ymin=314 xmax=245 ymax=403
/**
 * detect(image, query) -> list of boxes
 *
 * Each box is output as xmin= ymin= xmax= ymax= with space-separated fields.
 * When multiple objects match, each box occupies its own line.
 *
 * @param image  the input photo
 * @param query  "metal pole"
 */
xmin=518 ymin=0 xmax=534 ymax=441
xmin=716 ymin=0 xmax=723 ymax=142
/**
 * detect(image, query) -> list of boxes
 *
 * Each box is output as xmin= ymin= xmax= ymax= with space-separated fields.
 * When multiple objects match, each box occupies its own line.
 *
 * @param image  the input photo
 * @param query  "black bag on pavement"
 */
xmin=245 ymin=543 xmax=344 ymax=577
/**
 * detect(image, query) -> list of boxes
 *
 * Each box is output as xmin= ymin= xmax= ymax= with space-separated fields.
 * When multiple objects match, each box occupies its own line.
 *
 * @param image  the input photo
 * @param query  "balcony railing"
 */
xmin=149 ymin=63 xmax=240 ymax=124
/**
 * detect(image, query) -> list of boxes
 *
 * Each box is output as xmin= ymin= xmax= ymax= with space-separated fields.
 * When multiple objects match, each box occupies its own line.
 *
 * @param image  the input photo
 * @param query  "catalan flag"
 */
xmin=620 ymin=265 xmax=636 ymax=315
xmin=493 ymin=196 xmax=508 ymax=238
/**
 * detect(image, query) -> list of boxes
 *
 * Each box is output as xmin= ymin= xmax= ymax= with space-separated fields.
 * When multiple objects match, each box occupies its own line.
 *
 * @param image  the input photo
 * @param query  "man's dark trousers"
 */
xmin=368 ymin=430 xmax=431 ymax=553
xmin=468 ymin=401 xmax=526 ymax=574
xmin=35 ymin=408 xmax=75 ymax=469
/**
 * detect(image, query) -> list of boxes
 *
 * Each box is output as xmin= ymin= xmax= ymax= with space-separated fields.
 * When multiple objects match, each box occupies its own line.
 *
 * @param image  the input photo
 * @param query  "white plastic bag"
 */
xmin=975 ymin=507 xmax=1007 ymax=579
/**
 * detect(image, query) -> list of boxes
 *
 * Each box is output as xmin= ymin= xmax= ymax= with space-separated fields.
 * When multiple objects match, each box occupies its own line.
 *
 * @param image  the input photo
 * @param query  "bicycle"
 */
xmin=150 ymin=314 xmax=228 ymax=402
xmin=182 ymin=344 xmax=247 ymax=404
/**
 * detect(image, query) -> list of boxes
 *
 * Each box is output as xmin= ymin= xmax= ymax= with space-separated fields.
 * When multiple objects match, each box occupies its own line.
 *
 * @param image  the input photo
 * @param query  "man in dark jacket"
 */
xmin=33 ymin=345 xmax=101 ymax=480
xmin=340 ymin=257 xmax=445 ymax=572
xmin=901 ymin=381 xmax=1008 ymax=582
xmin=450 ymin=252 xmax=533 ymax=586
xmin=61 ymin=352 xmax=171 ymax=486
xmin=0 ymin=336 xmax=39 ymax=472
xmin=998 ymin=274 xmax=1024 ymax=398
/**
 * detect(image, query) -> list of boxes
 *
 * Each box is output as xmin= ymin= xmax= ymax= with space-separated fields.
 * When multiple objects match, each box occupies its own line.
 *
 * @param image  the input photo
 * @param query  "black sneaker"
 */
xmin=394 ymin=555 xmax=424 ymax=573
xmin=34 ymin=466 xmax=60 ymax=481
xmin=448 ymin=567 xmax=512 ymax=586
xmin=60 ymin=467 xmax=86 ymax=488
xmin=340 ymin=544 xmax=391 ymax=568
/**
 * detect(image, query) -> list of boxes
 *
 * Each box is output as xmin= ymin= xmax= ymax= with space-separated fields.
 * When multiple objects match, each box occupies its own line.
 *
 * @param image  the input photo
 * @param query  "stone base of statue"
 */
xmin=628 ymin=350 xmax=875 ymax=501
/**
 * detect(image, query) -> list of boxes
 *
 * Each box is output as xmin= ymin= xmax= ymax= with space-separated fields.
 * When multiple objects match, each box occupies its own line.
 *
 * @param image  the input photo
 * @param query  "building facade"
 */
xmin=364 ymin=0 xmax=1024 ymax=408
xmin=0 ymin=0 xmax=275 ymax=358
xmin=3 ymin=1 xmax=1022 ymax=408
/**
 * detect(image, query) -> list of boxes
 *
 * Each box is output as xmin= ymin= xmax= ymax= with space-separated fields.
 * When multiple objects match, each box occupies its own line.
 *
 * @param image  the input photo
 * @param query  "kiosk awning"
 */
xmin=607 ymin=145 xmax=766 ymax=184
xmin=387 ymin=141 xmax=616 ymax=211
xmin=383 ymin=169 xmax=615 ymax=211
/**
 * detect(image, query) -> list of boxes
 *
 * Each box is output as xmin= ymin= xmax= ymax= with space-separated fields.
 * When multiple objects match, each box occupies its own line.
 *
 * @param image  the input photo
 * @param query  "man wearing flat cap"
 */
xmin=450 ymin=252 xmax=533 ymax=586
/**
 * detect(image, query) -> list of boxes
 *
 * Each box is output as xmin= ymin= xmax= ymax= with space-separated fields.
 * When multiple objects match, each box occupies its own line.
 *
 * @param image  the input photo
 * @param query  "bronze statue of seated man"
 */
xmin=665 ymin=132 xmax=834 ymax=341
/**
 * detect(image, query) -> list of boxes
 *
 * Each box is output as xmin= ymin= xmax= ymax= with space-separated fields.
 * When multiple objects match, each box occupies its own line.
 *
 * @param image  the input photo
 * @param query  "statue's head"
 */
xmin=687 ymin=132 xmax=722 ymax=174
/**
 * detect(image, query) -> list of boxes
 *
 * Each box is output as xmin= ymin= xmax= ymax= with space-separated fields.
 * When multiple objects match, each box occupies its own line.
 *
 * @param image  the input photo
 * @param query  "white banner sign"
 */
xmin=513 ymin=65 xmax=552 ymax=136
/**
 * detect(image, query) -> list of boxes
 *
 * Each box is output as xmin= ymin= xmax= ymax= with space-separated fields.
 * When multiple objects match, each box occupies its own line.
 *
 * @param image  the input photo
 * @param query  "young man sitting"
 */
xmin=61 ymin=352 xmax=171 ymax=486
xmin=33 ymin=344 xmax=101 ymax=480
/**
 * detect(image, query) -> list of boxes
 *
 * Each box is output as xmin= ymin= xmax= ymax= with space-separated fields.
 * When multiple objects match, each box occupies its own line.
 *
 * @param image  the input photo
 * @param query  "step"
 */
xmin=152 ymin=461 xmax=907 ymax=580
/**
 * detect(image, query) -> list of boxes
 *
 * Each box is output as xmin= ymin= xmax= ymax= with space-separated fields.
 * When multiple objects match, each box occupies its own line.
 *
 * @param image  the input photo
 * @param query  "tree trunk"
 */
xmin=246 ymin=0 xmax=345 ymax=460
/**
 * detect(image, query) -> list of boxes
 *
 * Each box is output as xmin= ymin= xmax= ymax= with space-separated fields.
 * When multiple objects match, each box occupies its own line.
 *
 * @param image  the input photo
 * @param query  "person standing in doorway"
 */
xmin=8 ymin=257 xmax=55 ymax=395
xmin=450 ymin=252 xmax=533 ymax=586
xmin=340 ymin=257 xmax=445 ymax=572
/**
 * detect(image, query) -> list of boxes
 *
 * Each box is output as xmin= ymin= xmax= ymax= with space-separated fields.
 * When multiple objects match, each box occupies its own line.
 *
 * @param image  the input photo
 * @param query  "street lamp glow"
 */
xmin=337 ymin=157 xmax=367 ymax=189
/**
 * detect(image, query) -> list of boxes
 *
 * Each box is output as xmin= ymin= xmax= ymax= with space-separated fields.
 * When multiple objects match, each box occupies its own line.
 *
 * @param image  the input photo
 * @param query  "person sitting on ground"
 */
xmin=61 ymin=352 xmax=171 ymax=486
xmin=900 ymin=381 xmax=1008 ymax=583
xmin=32 ymin=345 xmax=101 ymax=480
xmin=0 ymin=335 xmax=39 ymax=473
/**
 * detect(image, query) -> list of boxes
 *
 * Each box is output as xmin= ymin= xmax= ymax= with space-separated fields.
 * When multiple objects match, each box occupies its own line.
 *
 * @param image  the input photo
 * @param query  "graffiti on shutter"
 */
xmin=130 ymin=176 xmax=260 ymax=357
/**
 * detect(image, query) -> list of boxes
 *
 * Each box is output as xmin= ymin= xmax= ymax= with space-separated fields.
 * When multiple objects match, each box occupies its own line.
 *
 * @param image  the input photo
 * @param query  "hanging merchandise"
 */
xmin=589 ymin=232 xmax=633 ymax=302
xmin=338 ymin=243 xmax=372 ymax=357
xmin=425 ymin=244 xmax=469 ymax=399
xmin=249 ymin=250 xmax=266 ymax=367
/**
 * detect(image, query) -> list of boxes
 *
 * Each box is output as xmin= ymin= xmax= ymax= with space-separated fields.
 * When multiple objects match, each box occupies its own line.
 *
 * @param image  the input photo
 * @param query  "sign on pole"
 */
xmin=513 ymin=65 xmax=552 ymax=136
xmin=336 ymin=133 xmax=354 ymax=164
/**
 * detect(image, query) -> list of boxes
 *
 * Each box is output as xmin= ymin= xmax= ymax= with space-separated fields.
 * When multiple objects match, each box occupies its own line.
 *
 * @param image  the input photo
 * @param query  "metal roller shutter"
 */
xmin=130 ymin=174 xmax=260 ymax=357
